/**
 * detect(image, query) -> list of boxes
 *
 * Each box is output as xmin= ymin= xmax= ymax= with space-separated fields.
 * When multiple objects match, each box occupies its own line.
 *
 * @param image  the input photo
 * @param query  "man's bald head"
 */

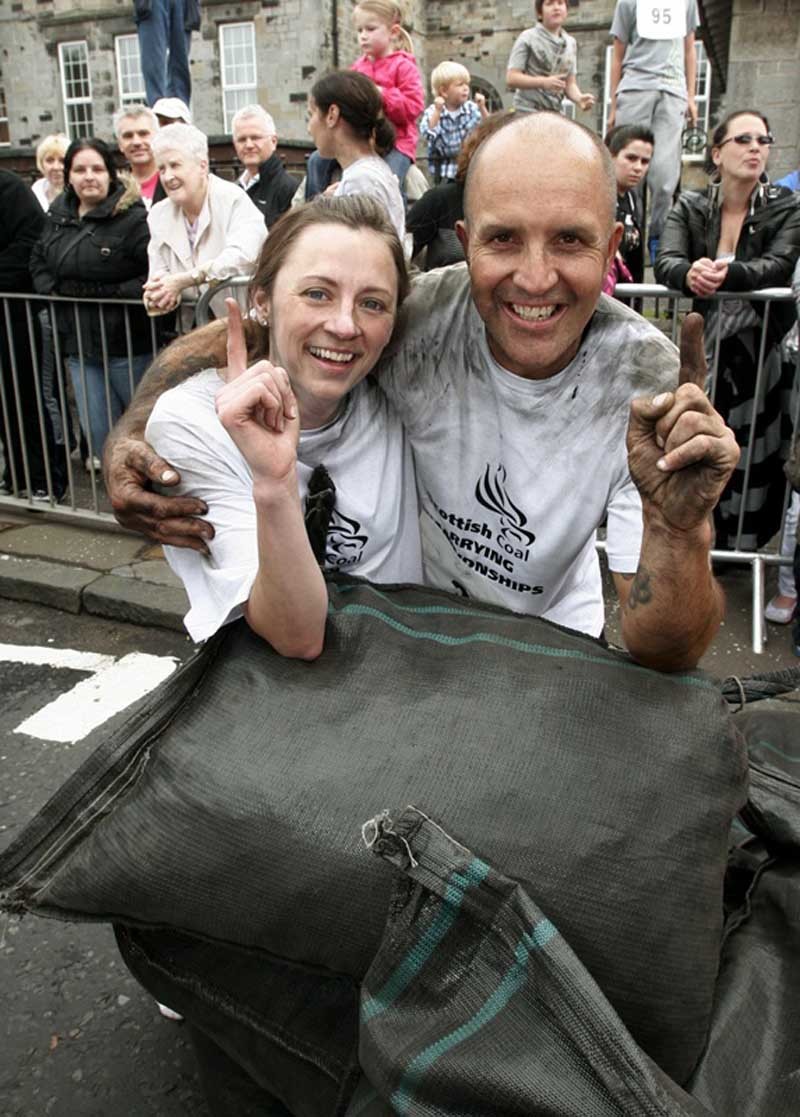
xmin=463 ymin=111 xmax=618 ymax=234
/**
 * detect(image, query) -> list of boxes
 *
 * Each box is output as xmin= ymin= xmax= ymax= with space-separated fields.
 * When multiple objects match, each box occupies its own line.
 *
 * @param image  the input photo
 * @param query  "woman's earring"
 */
xmin=249 ymin=306 xmax=269 ymax=327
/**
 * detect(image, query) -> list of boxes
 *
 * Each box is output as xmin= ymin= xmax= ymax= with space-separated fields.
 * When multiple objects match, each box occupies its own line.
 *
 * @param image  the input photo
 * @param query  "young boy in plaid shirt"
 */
xmin=420 ymin=61 xmax=489 ymax=183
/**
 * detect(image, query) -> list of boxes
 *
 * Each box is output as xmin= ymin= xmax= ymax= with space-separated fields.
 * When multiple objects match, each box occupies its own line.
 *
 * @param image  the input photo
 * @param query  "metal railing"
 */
xmin=615 ymin=283 xmax=798 ymax=653
xmin=0 ymin=291 xmax=168 ymax=527
xmin=2 ymin=283 xmax=798 ymax=652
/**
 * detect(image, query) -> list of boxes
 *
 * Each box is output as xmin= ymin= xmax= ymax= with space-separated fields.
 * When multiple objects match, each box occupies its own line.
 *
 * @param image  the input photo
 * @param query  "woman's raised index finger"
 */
xmin=224 ymin=298 xmax=249 ymax=382
xmin=678 ymin=312 xmax=707 ymax=389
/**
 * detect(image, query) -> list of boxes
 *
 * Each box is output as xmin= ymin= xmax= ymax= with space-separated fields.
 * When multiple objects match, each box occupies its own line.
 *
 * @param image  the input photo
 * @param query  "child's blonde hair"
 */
xmin=353 ymin=1 xmax=415 ymax=54
xmin=430 ymin=61 xmax=470 ymax=96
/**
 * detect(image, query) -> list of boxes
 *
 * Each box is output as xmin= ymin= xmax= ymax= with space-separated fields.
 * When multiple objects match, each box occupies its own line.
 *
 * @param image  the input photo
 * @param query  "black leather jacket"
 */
xmin=30 ymin=177 xmax=151 ymax=358
xmin=243 ymin=154 xmax=298 ymax=229
xmin=654 ymin=181 xmax=800 ymax=347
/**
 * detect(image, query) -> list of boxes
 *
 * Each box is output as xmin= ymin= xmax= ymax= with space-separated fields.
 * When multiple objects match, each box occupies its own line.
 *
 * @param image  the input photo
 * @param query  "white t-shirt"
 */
xmin=334 ymin=157 xmax=406 ymax=241
xmin=146 ymin=370 xmax=422 ymax=642
xmin=611 ymin=0 xmax=699 ymax=96
xmin=375 ymin=266 xmax=679 ymax=637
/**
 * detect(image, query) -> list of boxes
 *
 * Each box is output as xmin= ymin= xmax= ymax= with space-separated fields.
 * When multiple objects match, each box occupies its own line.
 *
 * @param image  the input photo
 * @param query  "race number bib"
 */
xmin=636 ymin=0 xmax=686 ymax=39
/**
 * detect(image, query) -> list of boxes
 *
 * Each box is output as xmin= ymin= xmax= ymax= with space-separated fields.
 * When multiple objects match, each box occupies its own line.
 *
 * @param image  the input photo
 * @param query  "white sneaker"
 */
xmin=765 ymin=595 xmax=797 ymax=624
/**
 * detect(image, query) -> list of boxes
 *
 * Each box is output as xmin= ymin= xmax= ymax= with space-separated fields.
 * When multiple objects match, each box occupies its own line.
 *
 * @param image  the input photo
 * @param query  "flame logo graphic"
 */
xmin=325 ymin=508 xmax=368 ymax=563
xmin=474 ymin=464 xmax=536 ymax=549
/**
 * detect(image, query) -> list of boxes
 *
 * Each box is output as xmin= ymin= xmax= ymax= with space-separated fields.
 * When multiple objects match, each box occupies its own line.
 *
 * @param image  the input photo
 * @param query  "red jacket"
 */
xmin=351 ymin=50 xmax=424 ymax=161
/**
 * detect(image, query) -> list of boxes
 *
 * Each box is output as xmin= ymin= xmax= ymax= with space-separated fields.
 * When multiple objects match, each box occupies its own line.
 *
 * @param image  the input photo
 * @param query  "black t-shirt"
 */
xmin=616 ymin=190 xmax=644 ymax=283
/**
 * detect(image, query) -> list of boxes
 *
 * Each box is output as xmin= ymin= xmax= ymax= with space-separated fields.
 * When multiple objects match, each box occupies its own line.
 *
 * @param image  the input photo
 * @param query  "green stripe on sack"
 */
xmin=361 ymin=858 xmax=490 ymax=1023
xmin=391 ymin=919 xmax=558 ymax=1115
xmin=754 ymin=739 xmax=800 ymax=763
xmin=333 ymin=603 xmax=712 ymax=690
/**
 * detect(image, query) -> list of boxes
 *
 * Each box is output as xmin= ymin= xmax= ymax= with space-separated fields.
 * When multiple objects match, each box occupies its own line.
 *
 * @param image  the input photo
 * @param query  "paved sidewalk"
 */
xmin=0 ymin=510 xmax=188 ymax=633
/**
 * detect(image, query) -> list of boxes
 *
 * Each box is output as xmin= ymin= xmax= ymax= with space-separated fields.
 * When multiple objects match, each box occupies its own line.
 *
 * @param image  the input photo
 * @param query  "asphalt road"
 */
xmin=1 ymin=600 xmax=207 ymax=1117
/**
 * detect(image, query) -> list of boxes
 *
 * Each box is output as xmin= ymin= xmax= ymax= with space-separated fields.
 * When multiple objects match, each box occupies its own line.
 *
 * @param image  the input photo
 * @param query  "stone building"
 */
xmin=0 ymin=0 xmax=797 ymax=180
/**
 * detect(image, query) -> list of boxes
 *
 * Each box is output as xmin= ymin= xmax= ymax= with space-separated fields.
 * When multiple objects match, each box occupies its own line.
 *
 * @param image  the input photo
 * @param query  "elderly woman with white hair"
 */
xmin=232 ymin=104 xmax=298 ymax=228
xmin=144 ymin=123 xmax=266 ymax=325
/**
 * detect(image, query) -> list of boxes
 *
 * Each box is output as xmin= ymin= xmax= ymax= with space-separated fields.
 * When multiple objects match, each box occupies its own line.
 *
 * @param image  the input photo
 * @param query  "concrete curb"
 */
xmin=0 ymin=555 xmax=102 ymax=614
xmin=83 ymin=574 xmax=188 ymax=634
xmin=0 ymin=516 xmax=189 ymax=634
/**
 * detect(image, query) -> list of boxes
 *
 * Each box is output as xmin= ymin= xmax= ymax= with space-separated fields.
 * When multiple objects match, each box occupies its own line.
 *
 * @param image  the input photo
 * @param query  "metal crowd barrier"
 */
xmin=615 ymin=283 xmax=798 ymax=653
xmin=2 ymin=283 xmax=798 ymax=653
xmin=0 ymin=291 xmax=165 ymax=526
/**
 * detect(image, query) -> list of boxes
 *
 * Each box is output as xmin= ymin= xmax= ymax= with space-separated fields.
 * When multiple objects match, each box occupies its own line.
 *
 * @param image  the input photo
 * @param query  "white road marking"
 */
xmin=1 ymin=645 xmax=178 ymax=744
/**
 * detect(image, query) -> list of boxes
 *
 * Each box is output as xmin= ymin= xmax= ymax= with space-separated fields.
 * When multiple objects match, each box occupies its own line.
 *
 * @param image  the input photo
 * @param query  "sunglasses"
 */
xmin=718 ymin=132 xmax=774 ymax=148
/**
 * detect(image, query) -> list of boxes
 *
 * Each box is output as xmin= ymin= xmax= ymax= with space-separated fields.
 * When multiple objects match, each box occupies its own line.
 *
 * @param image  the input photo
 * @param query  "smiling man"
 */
xmin=106 ymin=113 xmax=738 ymax=671
xmin=231 ymin=104 xmax=297 ymax=229
xmin=114 ymin=104 xmax=164 ymax=210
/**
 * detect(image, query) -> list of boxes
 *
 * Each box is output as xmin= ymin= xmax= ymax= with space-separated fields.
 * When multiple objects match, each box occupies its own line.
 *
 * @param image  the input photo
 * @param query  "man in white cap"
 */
xmin=152 ymin=97 xmax=193 ymax=127
xmin=134 ymin=0 xmax=200 ymax=108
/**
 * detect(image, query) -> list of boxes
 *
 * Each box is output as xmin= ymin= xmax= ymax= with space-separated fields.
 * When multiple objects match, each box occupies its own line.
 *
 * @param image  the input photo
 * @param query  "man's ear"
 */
xmin=606 ymin=221 xmax=624 ymax=269
xmin=455 ymin=219 xmax=470 ymax=257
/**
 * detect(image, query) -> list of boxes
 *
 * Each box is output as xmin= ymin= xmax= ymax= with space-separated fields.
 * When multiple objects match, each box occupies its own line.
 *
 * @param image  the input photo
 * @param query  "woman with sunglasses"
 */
xmin=656 ymin=109 xmax=800 ymax=553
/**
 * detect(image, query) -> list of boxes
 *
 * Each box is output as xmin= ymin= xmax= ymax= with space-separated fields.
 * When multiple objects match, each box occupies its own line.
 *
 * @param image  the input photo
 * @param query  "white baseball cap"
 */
xmin=152 ymin=98 xmax=192 ymax=124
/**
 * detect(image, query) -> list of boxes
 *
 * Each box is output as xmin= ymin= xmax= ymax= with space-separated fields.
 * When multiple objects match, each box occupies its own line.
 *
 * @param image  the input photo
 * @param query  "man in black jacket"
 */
xmin=232 ymin=105 xmax=297 ymax=230
xmin=0 ymin=169 xmax=64 ymax=500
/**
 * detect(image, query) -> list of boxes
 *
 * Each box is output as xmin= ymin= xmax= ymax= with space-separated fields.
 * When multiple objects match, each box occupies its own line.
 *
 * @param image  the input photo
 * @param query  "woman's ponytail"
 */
xmin=373 ymin=114 xmax=396 ymax=156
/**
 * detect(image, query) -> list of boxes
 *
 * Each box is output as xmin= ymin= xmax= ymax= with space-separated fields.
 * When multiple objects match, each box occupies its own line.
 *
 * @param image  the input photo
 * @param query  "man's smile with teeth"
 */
xmin=511 ymin=303 xmax=558 ymax=321
xmin=308 ymin=346 xmax=356 ymax=364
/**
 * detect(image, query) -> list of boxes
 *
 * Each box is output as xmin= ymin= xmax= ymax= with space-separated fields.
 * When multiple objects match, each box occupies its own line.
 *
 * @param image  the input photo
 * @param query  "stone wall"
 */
xmin=0 ymin=0 xmax=797 ymax=183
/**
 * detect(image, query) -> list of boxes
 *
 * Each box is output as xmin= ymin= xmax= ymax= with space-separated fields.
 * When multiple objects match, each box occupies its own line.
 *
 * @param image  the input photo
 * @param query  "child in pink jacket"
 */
xmin=305 ymin=1 xmax=424 ymax=198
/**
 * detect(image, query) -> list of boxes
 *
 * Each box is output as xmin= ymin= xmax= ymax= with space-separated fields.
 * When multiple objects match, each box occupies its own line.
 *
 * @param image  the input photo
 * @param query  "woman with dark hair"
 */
xmin=655 ymin=109 xmax=800 ymax=550
xmin=306 ymin=71 xmax=406 ymax=241
xmin=604 ymin=123 xmax=654 ymax=286
xmin=145 ymin=195 xmax=421 ymax=654
xmin=30 ymin=137 xmax=152 ymax=466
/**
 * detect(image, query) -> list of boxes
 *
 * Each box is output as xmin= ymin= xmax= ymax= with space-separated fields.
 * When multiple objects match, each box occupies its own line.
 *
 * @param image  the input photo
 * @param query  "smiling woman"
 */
xmin=144 ymin=122 xmax=266 ymax=327
xmin=29 ymin=137 xmax=152 ymax=461
xmin=145 ymin=194 xmax=422 ymax=656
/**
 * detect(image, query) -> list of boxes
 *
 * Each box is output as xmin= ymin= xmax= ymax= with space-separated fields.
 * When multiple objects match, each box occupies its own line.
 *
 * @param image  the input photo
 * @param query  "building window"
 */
xmin=685 ymin=41 xmax=711 ymax=162
xmin=0 ymin=87 xmax=9 ymax=146
xmin=58 ymin=40 xmax=94 ymax=139
xmin=219 ymin=22 xmax=257 ymax=132
xmin=601 ymin=39 xmax=712 ymax=160
xmin=115 ymin=34 xmax=147 ymax=107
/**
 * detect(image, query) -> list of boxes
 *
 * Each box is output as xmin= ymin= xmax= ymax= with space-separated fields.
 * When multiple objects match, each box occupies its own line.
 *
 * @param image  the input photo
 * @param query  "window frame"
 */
xmin=58 ymin=39 xmax=94 ymax=140
xmin=219 ymin=21 xmax=258 ymax=133
xmin=115 ymin=33 xmax=147 ymax=108
xmin=0 ymin=87 xmax=9 ymax=147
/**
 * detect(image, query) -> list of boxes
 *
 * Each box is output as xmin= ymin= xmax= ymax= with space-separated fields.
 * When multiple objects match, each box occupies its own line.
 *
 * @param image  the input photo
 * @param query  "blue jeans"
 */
xmin=66 ymin=354 xmax=149 ymax=457
xmin=136 ymin=0 xmax=193 ymax=105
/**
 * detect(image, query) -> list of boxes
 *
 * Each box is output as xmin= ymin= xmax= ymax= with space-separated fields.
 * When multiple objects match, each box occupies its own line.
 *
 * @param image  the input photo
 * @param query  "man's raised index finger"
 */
xmin=678 ymin=312 xmax=707 ymax=390
xmin=224 ymin=298 xmax=248 ymax=382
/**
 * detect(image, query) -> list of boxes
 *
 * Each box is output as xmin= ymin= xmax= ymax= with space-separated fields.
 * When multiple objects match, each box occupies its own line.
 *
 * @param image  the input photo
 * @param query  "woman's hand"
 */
xmin=143 ymin=272 xmax=189 ymax=311
xmin=686 ymin=257 xmax=728 ymax=297
xmin=215 ymin=299 xmax=300 ymax=488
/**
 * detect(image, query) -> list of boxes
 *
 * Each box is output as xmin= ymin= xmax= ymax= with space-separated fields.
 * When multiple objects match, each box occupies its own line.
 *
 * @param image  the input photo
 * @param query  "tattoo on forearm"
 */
xmin=626 ymin=568 xmax=653 ymax=610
